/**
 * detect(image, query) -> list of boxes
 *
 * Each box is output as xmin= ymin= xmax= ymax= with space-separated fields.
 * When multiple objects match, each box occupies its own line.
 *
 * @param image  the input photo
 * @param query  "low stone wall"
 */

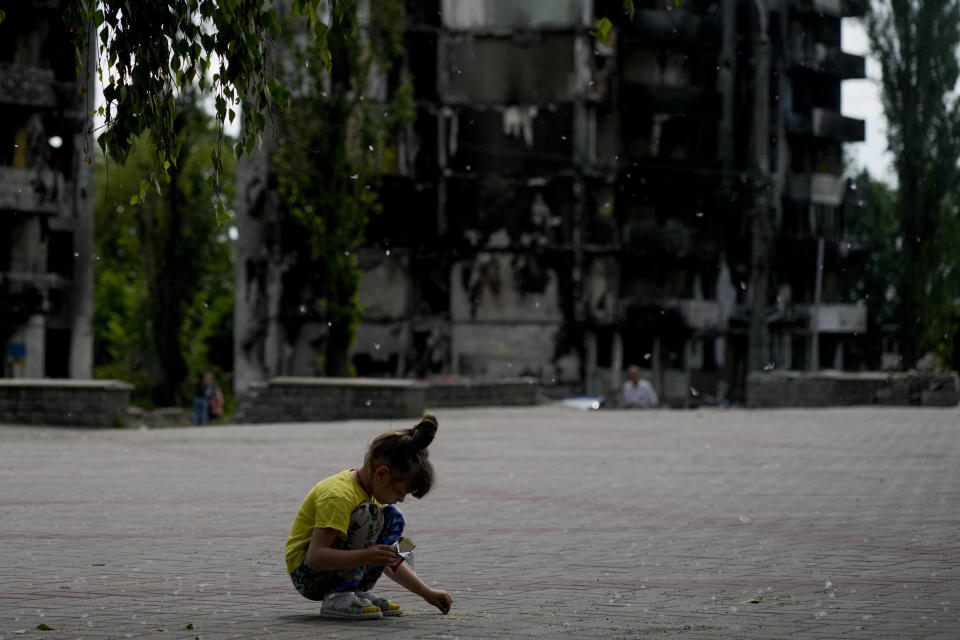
xmin=425 ymin=377 xmax=541 ymax=408
xmin=0 ymin=379 xmax=133 ymax=427
xmin=235 ymin=377 xmax=427 ymax=423
xmin=235 ymin=376 xmax=545 ymax=423
xmin=747 ymin=370 xmax=960 ymax=408
xmin=126 ymin=406 xmax=193 ymax=428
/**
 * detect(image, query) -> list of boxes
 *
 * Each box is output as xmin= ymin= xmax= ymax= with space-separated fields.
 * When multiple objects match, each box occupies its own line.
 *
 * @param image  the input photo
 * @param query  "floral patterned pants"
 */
xmin=289 ymin=503 xmax=405 ymax=601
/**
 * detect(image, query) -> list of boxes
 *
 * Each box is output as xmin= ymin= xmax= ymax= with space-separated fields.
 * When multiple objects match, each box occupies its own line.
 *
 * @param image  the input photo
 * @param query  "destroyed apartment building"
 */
xmin=236 ymin=0 xmax=868 ymax=405
xmin=0 ymin=3 xmax=95 ymax=379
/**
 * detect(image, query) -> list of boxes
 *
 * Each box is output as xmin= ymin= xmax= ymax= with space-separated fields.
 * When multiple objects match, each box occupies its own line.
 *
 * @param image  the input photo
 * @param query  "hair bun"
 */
xmin=410 ymin=414 xmax=438 ymax=450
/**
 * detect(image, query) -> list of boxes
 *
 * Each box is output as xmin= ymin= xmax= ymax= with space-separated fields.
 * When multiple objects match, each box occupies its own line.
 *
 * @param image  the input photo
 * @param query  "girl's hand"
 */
xmin=424 ymin=588 xmax=452 ymax=614
xmin=364 ymin=544 xmax=400 ymax=567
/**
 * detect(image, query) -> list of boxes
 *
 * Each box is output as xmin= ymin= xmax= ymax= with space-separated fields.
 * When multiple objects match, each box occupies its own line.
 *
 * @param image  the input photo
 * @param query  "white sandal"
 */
xmin=320 ymin=591 xmax=383 ymax=619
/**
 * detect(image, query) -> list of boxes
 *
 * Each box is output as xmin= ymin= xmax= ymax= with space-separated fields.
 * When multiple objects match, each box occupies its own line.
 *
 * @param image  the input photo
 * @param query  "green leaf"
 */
xmin=622 ymin=0 xmax=635 ymax=21
xmin=589 ymin=17 xmax=613 ymax=45
xmin=215 ymin=200 xmax=228 ymax=226
xmin=261 ymin=8 xmax=277 ymax=28
xmin=185 ymin=623 xmax=195 ymax=630
xmin=36 ymin=624 xmax=56 ymax=630
xmin=130 ymin=195 xmax=139 ymax=206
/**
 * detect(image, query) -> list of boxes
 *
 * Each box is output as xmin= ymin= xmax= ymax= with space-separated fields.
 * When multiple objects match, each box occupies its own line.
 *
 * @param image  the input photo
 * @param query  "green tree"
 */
xmin=868 ymin=0 xmax=960 ymax=368
xmin=94 ymin=99 xmax=235 ymax=406
xmin=271 ymin=1 xmax=412 ymax=376
xmin=841 ymin=170 xmax=900 ymax=368
xmin=65 ymin=0 xmax=358 ymax=214
xmin=920 ymin=192 xmax=960 ymax=366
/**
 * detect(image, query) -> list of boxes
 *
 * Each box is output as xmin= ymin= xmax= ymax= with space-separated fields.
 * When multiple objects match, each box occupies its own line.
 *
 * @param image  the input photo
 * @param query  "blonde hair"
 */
xmin=363 ymin=414 xmax=438 ymax=498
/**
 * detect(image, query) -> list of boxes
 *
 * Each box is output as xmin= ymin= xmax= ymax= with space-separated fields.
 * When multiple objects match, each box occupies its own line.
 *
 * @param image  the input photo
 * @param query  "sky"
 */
xmin=841 ymin=18 xmax=894 ymax=184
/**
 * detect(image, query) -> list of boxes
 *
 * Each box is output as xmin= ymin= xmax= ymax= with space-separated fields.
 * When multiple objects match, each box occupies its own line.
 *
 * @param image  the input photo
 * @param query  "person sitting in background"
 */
xmin=622 ymin=365 xmax=659 ymax=408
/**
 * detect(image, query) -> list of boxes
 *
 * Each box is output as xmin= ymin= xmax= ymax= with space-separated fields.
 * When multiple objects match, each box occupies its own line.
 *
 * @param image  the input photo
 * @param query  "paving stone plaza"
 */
xmin=1 ymin=406 xmax=958 ymax=639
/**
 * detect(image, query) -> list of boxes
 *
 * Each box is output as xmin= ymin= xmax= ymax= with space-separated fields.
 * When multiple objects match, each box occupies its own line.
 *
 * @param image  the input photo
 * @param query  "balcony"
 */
xmin=622 ymin=225 xmax=692 ymax=257
xmin=786 ymin=172 xmax=846 ymax=206
xmin=804 ymin=303 xmax=866 ymax=333
xmin=442 ymin=105 xmax=574 ymax=174
xmin=0 ymin=271 xmax=70 ymax=325
xmin=0 ymin=166 xmax=67 ymax=216
xmin=786 ymin=108 xmax=865 ymax=142
xmin=793 ymin=0 xmax=867 ymax=18
xmin=776 ymin=236 xmax=866 ymax=267
xmin=442 ymin=33 xmax=576 ymax=103
xmin=620 ymin=84 xmax=721 ymax=118
xmin=617 ymin=297 xmax=727 ymax=334
xmin=621 ymin=9 xmax=717 ymax=47
xmin=791 ymin=43 xmax=865 ymax=79
xmin=0 ymin=64 xmax=58 ymax=109
xmin=812 ymin=108 xmax=865 ymax=141
xmin=0 ymin=271 xmax=69 ymax=290
xmin=440 ymin=0 xmax=585 ymax=30
xmin=670 ymin=298 xmax=726 ymax=332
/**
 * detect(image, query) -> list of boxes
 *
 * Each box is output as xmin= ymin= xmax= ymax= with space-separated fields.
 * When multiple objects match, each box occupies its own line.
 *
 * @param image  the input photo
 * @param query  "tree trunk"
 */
xmin=325 ymin=322 xmax=351 ymax=377
xmin=153 ymin=162 xmax=187 ymax=404
xmin=869 ymin=0 xmax=960 ymax=370
xmin=747 ymin=5 xmax=770 ymax=373
xmin=899 ymin=188 xmax=918 ymax=370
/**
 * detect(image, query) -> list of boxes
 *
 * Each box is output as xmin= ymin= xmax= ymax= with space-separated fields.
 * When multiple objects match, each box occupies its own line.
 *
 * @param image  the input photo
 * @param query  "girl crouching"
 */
xmin=284 ymin=414 xmax=452 ymax=619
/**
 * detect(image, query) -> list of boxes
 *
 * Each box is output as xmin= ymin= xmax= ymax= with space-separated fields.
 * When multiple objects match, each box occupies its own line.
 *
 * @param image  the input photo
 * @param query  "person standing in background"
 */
xmin=192 ymin=374 xmax=210 ymax=425
xmin=205 ymin=371 xmax=225 ymax=422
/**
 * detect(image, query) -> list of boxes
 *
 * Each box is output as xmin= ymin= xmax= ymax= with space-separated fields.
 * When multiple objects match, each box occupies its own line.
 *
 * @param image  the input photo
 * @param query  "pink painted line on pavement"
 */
xmin=0 ymin=495 xmax=293 ymax=507
xmin=437 ymin=483 xmax=960 ymax=547
xmin=0 ymin=586 xmax=292 ymax=600
xmin=4 ymin=482 xmax=959 ymax=560
xmin=0 ymin=529 xmax=284 ymax=541
xmin=2 ymin=573 xmax=959 ymax=602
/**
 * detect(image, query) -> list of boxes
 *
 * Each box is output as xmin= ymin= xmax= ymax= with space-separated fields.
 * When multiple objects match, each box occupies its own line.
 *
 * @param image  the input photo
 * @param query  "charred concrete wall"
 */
xmin=350 ymin=0 xmax=595 ymax=390
xmin=237 ymin=0 xmax=869 ymax=404
xmin=0 ymin=4 xmax=95 ymax=380
xmin=234 ymin=1 xmax=407 ymax=394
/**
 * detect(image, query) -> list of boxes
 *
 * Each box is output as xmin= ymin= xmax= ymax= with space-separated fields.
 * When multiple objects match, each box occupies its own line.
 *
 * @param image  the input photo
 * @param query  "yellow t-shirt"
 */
xmin=284 ymin=469 xmax=377 ymax=573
